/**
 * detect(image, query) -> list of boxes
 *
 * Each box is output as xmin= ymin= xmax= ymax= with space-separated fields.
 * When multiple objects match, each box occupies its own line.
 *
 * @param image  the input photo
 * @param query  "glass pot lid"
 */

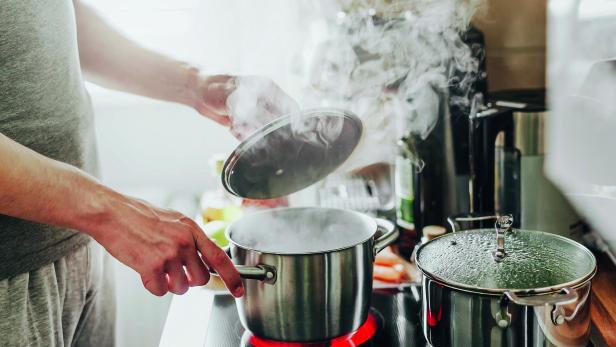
xmin=222 ymin=108 xmax=362 ymax=199
xmin=416 ymin=217 xmax=597 ymax=294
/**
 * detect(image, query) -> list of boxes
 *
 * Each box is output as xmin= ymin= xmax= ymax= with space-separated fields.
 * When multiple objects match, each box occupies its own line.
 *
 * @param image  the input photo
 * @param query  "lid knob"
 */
xmin=492 ymin=215 xmax=513 ymax=262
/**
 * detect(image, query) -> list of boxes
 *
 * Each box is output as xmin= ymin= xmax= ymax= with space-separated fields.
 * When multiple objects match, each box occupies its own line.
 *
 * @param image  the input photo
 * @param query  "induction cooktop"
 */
xmin=203 ymin=286 xmax=426 ymax=347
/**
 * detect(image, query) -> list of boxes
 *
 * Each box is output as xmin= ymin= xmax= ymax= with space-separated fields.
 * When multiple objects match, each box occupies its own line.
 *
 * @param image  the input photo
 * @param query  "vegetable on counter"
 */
xmin=373 ymin=246 xmax=417 ymax=284
xmin=202 ymin=220 xmax=229 ymax=247
xmin=374 ymin=264 xmax=405 ymax=283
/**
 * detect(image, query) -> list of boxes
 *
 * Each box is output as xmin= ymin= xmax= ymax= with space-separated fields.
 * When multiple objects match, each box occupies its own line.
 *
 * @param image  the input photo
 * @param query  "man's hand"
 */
xmin=189 ymin=74 xmax=300 ymax=139
xmin=74 ymin=2 xmax=298 ymax=139
xmin=87 ymin=191 xmax=243 ymax=297
xmin=74 ymin=0 xmax=298 ymax=139
xmin=0 ymin=133 xmax=243 ymax=297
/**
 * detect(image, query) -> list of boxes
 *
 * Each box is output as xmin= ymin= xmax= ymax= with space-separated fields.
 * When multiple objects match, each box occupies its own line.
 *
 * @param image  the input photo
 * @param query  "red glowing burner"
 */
xmin=244 ymin=313 xmax=379 ymax=347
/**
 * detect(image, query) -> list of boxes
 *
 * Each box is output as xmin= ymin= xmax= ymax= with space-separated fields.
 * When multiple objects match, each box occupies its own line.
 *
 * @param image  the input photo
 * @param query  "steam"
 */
xmin=226 ymin=76 xmax=300 ymax=140
xmin=228 ymin=208 xmax=374 ymax=253
xmin=224 ymin=0 xmax=483 ymax=176
xmin=300 ymin=0 xmax=483 ymax=171
xmin=226 ymin=75 xmax=345 ymax=151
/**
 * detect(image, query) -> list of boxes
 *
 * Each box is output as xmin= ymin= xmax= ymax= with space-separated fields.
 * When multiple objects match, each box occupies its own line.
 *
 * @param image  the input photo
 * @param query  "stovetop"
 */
xmin=203 ymin=286 xmax=426 ymax=347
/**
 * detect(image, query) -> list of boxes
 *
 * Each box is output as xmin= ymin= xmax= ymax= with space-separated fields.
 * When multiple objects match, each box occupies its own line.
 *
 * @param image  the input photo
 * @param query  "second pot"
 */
xmin=416 ymin=214 xmax=597 ymax=347
xmin=224 ymin=207 xmax=398 ymax=342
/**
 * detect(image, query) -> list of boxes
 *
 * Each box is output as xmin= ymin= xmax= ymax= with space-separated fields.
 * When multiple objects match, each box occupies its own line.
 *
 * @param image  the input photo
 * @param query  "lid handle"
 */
xmin=493 ymin=215 xmax=513 ymax=262
xmin=447 ymin=213 xmax=500 ymax=232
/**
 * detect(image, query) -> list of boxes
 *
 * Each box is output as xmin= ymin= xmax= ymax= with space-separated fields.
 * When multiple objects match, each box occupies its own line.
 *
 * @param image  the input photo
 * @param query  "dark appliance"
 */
xmin=469 ymin=89 xmax=583 ymax=238
xmin=406 ymin=26 xmax=488 ymax=232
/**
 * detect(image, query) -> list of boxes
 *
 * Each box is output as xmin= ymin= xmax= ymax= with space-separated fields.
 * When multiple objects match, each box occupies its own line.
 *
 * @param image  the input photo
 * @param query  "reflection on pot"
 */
xmin=416 ymin=214 xmax=596 ymax=347
xmin=421 ymin=277 xmax=592 ymax=347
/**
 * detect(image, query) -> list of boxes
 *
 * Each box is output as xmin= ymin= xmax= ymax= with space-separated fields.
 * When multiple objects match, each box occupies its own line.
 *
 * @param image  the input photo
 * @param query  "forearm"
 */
xmin=0 ymin=132 xmax=243 ymax=296
xmin=73 ymin=0 xmax=199 ymax=107
xmin=0 ymin=132 xmax=117 ymax=236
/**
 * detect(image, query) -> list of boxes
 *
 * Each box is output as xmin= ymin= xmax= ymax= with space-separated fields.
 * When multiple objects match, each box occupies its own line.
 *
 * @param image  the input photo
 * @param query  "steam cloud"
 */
xmin=300 ymin=0 xmax=483 ymax=171
xmin=226 ymin=75 xmax=345 ymax=150
xmin=228 ymin=208 xmax=374 ymax=253
xmin=226 ymin=76 xmax=301 ymax=140
xmin=224 ymin=0 xmax=483 ymax=175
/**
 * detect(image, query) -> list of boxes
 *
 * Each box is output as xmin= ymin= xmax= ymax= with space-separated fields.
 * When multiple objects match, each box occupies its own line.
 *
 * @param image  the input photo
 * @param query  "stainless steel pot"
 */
xmin=416 ymin=215 xmax=597 ymax=347
xmin=224 ymin=207 xmax=399 ymax=342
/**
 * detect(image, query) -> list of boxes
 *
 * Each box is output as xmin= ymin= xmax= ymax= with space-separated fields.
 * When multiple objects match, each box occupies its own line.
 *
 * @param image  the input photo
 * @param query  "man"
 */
xmin=0 ymin=1 xmax=297 ymax=346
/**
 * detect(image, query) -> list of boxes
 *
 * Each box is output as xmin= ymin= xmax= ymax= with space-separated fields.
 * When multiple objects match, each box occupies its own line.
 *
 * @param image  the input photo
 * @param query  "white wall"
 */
xmin=92 ymin=92 xmax=237 ymax=194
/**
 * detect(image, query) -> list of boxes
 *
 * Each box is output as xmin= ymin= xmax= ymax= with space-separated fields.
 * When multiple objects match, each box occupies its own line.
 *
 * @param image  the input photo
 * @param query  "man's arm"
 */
xmin=73 ymin=0 xmax=299 ymax=134
xmin=74 ymin=1 xmax=196 ymax=106
xmin=73 ymin=0 xmax=232 ymax=124
xmin=0 ymin=132 xmax=243 ymax=297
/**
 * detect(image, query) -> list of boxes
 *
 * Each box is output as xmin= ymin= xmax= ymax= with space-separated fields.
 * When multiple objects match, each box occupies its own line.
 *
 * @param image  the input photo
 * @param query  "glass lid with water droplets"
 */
xmin=222 ymin=108 xmax=362 ymax=199
xmin=416 ymin=229 xmax=596 ymax=293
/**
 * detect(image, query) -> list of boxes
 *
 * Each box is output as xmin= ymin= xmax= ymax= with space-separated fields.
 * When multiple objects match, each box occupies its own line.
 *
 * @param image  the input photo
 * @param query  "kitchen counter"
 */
xmin=590 ymin=251 xmax=616 ymax=347
xmin=159 ymin=288 xmax=217 ymax=347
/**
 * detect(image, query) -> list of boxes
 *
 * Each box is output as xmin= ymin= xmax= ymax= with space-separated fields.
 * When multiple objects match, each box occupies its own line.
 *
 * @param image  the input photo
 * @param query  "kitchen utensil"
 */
xmin=218 ymin=107 xmax=400 ymax=341
xmin=415 ymin=214 xmax=596 ymax=347
xmin=469 ymin=90 xmax=583 ymax=239
xmin=222 ymin=108 xmax=362 ymax=199
xmin=224 ymin=207 xmax=399 ymax=342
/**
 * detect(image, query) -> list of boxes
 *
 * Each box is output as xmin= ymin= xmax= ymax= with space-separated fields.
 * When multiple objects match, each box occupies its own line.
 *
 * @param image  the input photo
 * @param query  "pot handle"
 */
xmin=374 ymin=218 xmax=399 ymax=257
xmin=210 ymin=249 xmax=277 ymax=284
xmin=236 ymin=265 xmax=276 ymax=283
xmin=504 ymin=287 xmax=578 ymax=306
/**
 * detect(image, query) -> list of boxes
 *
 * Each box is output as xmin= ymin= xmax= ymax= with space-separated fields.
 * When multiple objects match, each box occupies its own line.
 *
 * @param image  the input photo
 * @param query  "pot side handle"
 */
xmin=210 ymin=265 xmax=276 ymax=284
xmin=504 ymin=287 xmax=578 ymax=306
xmin=211 ymin=249 xmax=277 ymax=284
xmin=374 ymin=218 xmax=399 ymax=257
xmin=236 ymin=265 xmax=276 ymax=283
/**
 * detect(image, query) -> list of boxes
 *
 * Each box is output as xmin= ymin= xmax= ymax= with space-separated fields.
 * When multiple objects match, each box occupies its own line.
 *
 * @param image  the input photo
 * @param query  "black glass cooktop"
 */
xmin=203 ymin=287 xmax=426 ymax=347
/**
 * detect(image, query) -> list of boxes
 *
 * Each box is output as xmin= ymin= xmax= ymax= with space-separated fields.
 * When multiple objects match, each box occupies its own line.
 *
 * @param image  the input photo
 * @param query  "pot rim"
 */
xmin=225 ymin=206 xmax=378 ymax=256
xmin=415 ymin=229 xmax=598 ymax=296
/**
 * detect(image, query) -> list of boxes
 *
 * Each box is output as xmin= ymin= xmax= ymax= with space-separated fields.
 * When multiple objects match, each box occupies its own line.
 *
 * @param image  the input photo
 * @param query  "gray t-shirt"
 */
xmin=0 ymin=0 xmax=97 ymax=279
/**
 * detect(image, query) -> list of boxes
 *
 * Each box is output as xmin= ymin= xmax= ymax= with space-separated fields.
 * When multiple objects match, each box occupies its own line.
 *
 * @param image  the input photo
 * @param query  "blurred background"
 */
xmin=85 ymin=1 xmax=306 ymax=346
xmin=83 ymin=0 xmax=570 ymax=346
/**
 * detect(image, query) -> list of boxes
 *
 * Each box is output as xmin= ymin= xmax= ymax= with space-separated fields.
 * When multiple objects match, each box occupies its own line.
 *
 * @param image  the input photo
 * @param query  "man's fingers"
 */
xmin=184 ymin=253 xmax=210 ymax=287
xmin=209 ymin=113 xmax=231 ymax=126
xmin=165 ymin=261 xmax=190 ymax=295
xmin=141 ymin=273 xmax=168 ymax=297
xmin=193 ymin=231 xmax=243 ymax=297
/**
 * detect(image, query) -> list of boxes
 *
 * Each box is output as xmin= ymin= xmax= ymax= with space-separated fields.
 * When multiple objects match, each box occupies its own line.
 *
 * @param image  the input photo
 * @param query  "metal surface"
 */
xmin=422 ymin=276 xmax=593 ymax=347
xmin=226 ymin=208 xmax=398 ymax=342
xmin=470 ymin=90 xmax=584 ymax=241
xmin=222 ymin=108 xmax=362 ymax=199
xmin=374 ymin=218 xmax=397 ymax=255
xmin=513 ymin=110 xmax=547 ymax=156
xmin=235 ymin=265 xmax=276 ymax=283
xmin=493 ymin=215 xmax=513 ymax=261
xmin=419 ymin=214 xmax=596 ymax=347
